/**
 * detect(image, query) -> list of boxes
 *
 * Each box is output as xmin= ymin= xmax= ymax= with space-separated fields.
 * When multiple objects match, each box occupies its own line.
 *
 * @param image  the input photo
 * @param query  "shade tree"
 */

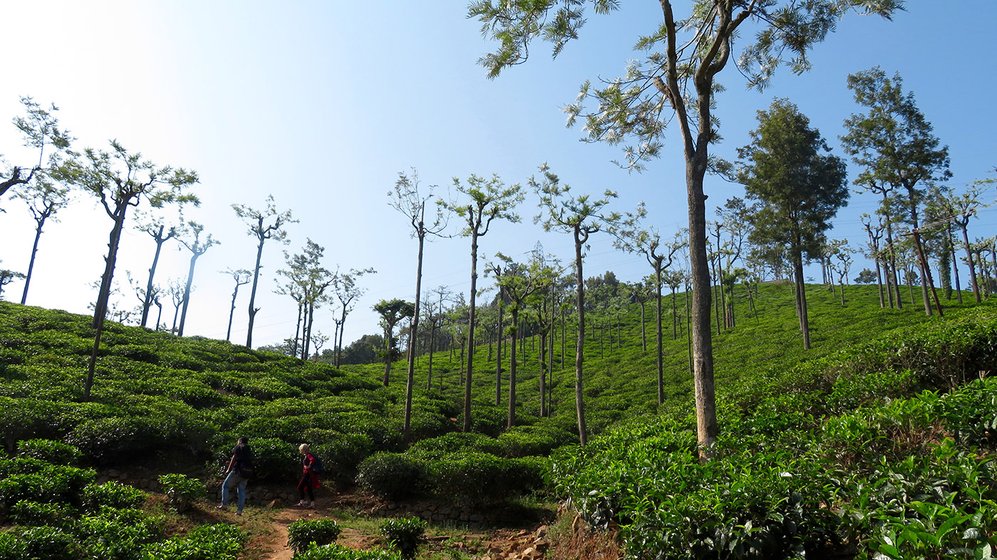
xmin=442 ymin=173 xmax=523 ymax=432
xmin=58 ymin=139 xmax=198 ymax=399
xmin=736 ymin=99 xmax=847 ymax=350
xmin=1 ymin=97 xmax=71 ymax=202
xmin=612 ymin=204 xmax=684 ymax=405
xmin=331 ymin=266 xmax=377 ymax=367
xmin=223 ymin=268 xmax=252 ymax=342
xmin=388 ymin=169 xmax=449 ymax=434
xmin=176 ymin=222 xmax=219 ymax=337
xmin=232 ymin=195 xmax=296 ymax=348
xmin=14 ymin=176 xmax=70 ymax=305
xmin=134 ymin=210 xmax=183 ymax=328
xmin=842 ymin=67 xmax=950 ymax=316
xmin=532 ymin=164 xmax=619 ymax=445
xmin=373 ymin=298 xmax=415 ymax=387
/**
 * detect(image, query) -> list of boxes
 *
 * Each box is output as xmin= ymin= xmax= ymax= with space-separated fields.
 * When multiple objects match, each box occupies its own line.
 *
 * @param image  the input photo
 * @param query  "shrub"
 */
xmin=379 ymin=517 xmax=426 ymax=560
xmin=356 ymin=453 xmax=428 ymax=501
xmin=76 ymin=509 xmax=164 ymax=560
xmin=16 ymin=439 xmax=82 ymax=465
xmin=81 ymin=481 xmax=147 ymax=511
xmin=18 ymin=525 xmax=81 ymax=560
xmin=158 ymin=473 xmax=205 ymax=513
xmin=312 ymin=434 xmax=374 ymax=486
xmin=287 ymin=518 xmax=341 ymax=554
xmin=0 ymin=532 xmax=26 ymax=560
xmin=8 ymin=500 xmax=77 ymax=528
xmin=294 ymin=543 xmax=401 ymax=560
xmin=428 ymin=453 xmax=545 ymax=506
xmin=406 ymin=432 xmax=504 ymax=460
xmin=0 ymin=465 xmax=93 ymax=509
xmin=142 ymin=523 xmax=246 ymax=560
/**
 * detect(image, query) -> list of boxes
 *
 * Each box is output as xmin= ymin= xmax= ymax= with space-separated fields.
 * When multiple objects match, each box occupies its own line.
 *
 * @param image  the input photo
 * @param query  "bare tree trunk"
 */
xmin=177 ymin=251 xmax=204 ymax=336
xmin=140 ymin=226 xmax=169 ymax=327
xmin=573 ymin=226 xmax=588 ymax=445
xmin=85 ymin=207 xmax=128 ymax=400
xmin=463 ymin=232 xmax=480 ymax=432
xmin=496 ymin=291 xmax=504 ymax=405
xmin=20 ymin=215 xmax=47 ymax=305
xmin=403 ymin=231 xmax=426 ymax=435
xmin=508 ymin=308 xmax=519 ymax=428
xmin=654 ymin=262 xmax=664 ymax=406
xmin=246 ymin=236 xmax=266 ymax=348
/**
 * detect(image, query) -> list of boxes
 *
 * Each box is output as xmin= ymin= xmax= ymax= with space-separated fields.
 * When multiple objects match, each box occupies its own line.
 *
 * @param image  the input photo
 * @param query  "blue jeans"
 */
xmin=221 ymin=470 xmax=247 ymax=513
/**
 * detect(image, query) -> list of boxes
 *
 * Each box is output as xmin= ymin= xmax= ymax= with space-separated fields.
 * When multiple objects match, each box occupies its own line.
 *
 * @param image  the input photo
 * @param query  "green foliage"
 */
xmin=81 ymin=481 xmax=147 ymax=511
xmin=356 ymin=453 xmax=429 ymax=501
xmin=8 ymin=500 xmax=77 ymax=528
xmin=18 ymin=525 xmax=81 ymax=560
xmin=75 ymin=508 xmax=164 ymax=560
xmin=428 ymin=452 xmax=545 ymax=506
xmin=16 ymin=439 xmax=82 ymax=465
xmin=0 ymin=532 xmax=27 ymax=560
xmin=293 ymin=543 xmax=401 ymax=560
xmin=142 ymin=523 xmax=246 ymax=560
xmin=379 ymin=516 xmax=426 ymax=560
xmin=157 ymin=473 xmax=205 ymax=513
xmin=287 ymin=518 xmax=342 ymax=554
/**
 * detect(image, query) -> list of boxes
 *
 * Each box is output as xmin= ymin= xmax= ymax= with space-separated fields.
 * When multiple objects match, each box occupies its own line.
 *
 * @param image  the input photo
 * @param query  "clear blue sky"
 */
xmin=0 ymin=1 xmax=994 ymax=348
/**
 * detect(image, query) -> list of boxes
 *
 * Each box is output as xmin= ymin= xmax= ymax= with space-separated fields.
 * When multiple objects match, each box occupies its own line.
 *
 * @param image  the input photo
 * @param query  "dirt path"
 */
xmin=241 ymin=493 xmax=554 ymax=560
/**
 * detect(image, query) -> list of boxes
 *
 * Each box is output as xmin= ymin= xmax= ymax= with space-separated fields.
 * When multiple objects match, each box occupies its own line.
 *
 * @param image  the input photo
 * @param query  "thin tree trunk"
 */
xmin=85 ymin=207 xmax=128 ymax=400
xmin=177 ymin=252 xmax=201 ymax=336
xmin=404 ymin=231 xmax=426 ymax=434
xmin=20 ymin=215 xmax=47 ymax=305
xmin=508 ymin=308 xmax=518 ymax=428
xmin=655 ymin=262 xmax=664 ymax=406
xmin=573 ymin=227 xmax=588 ymax=445
xmin=496 ymin=292 xmax=504 ymax=405
xmin=463 ymin=232 xmax=479 ymax=432
xmin=246 ymin=234 xmax=266 ymax=348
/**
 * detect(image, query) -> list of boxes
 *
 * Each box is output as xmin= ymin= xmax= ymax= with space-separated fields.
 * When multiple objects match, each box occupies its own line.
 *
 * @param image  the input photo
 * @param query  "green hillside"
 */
xmin=0 ymin=283 xmax=995 ymax=558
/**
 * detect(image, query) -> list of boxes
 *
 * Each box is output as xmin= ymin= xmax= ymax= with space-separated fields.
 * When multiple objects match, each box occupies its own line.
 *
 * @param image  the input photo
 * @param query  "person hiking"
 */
xmin=218 ymin=436 xmax=253 ymax=515
xmin=296 ymin=443 xmax=320 ymax=507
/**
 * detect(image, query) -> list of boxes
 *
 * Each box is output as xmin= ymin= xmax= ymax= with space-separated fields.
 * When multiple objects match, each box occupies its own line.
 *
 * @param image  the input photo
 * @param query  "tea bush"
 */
xmin=81 ymin=481 xmax=147 ymax=511
xmin=356 ymin=453 xmax=428 ymax=500
xmin=427 ymin=452 xmax=544 ymax=506
xmin=8 ymin=500 xmax=77 ymax=528
xmin=142 ymin=523 xmax=246 ymax=560
xmin=16 ymin=439 xmax=82 ymax=465
xmin=379 ymin=516 xmax=426 ymax=560
xmin=287 ymin=518 xmax=341 ymax=554
xmin=157 ymin=473 xmax=205 ymax=513
xmin=294 ymin=543 xmax=401 ymax=560
xmin=18 ymin=525 xmax=81 ymax=560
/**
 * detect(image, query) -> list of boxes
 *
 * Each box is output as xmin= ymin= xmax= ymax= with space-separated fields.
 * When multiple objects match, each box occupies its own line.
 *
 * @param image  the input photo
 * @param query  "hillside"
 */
xmin=0 ymin=284 xmax=995 ymax=558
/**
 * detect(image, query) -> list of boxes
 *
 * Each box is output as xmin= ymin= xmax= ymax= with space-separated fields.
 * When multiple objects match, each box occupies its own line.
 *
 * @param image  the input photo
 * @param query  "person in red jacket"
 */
xmin=295 ymin=443 xmax=319 ymax=507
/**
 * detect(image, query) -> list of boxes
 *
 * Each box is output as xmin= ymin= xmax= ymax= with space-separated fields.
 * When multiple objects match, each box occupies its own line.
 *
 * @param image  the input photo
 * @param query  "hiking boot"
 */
xmin=295 ymin=500 xmax=307 ymax=507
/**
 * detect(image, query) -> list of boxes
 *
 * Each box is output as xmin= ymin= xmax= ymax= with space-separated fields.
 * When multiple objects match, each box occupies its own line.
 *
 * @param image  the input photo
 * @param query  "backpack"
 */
xmin=310 ymin=454 xmax=325 ymax=475
xmin=238 ymin=446 xmax=256 ymax=480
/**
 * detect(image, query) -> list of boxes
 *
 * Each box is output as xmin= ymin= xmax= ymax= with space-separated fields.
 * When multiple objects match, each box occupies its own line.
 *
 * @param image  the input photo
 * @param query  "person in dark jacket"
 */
xmin=218 ymin=436 xmax=252 ymax=515
xmin=295 ymin=443 xmax=320 ymax=507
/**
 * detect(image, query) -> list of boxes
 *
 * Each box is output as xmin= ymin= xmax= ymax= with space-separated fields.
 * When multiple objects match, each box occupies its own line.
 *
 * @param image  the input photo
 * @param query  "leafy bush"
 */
xmin=293 ymin=543 xmax=401 ymax=560
xmin=157 ymin=473 xmax=205 ymax=513
xmin=81 ymin=480 xmax=147 ymax=511
xmin=0 ymin=532 xmax=27 ymax=560
xmin=0 ymin=465 xmax=94 ymax=510
xmin=428 ymin=452 xmax=545 ymax=506
xmin=76 ymin=508 xmax=164 ymax=560
xmin=356 ymin=453 xmax=428 ymax=501
xmin=16 ymin=439 xmax=82 ymax=465
xmin=18 ymin=525 xmax=81 ymax=560
xmin=8 ymin=500 xmax=77 ymax=528
xmin=379 ymin=517 xmax=426 ymax=560
xmin=287 ymin=518 xmax=342 ymax=554
xmin=142 ymin=523 xmax=246 ymax=560
xmin=312 ymin=434 xmax=374 ymax=486
xmin=406 ymin=432 xmax=504 ymax=460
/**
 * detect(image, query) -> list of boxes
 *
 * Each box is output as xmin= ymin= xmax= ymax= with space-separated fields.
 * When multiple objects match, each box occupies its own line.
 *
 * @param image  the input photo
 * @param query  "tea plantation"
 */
xmin=1 ymin=283 xmax=996 ymax=558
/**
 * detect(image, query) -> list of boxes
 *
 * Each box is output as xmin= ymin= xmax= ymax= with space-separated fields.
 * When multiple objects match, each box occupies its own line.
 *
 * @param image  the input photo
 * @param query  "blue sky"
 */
xmin=0 ymin=1 xmax=994 ymax=348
